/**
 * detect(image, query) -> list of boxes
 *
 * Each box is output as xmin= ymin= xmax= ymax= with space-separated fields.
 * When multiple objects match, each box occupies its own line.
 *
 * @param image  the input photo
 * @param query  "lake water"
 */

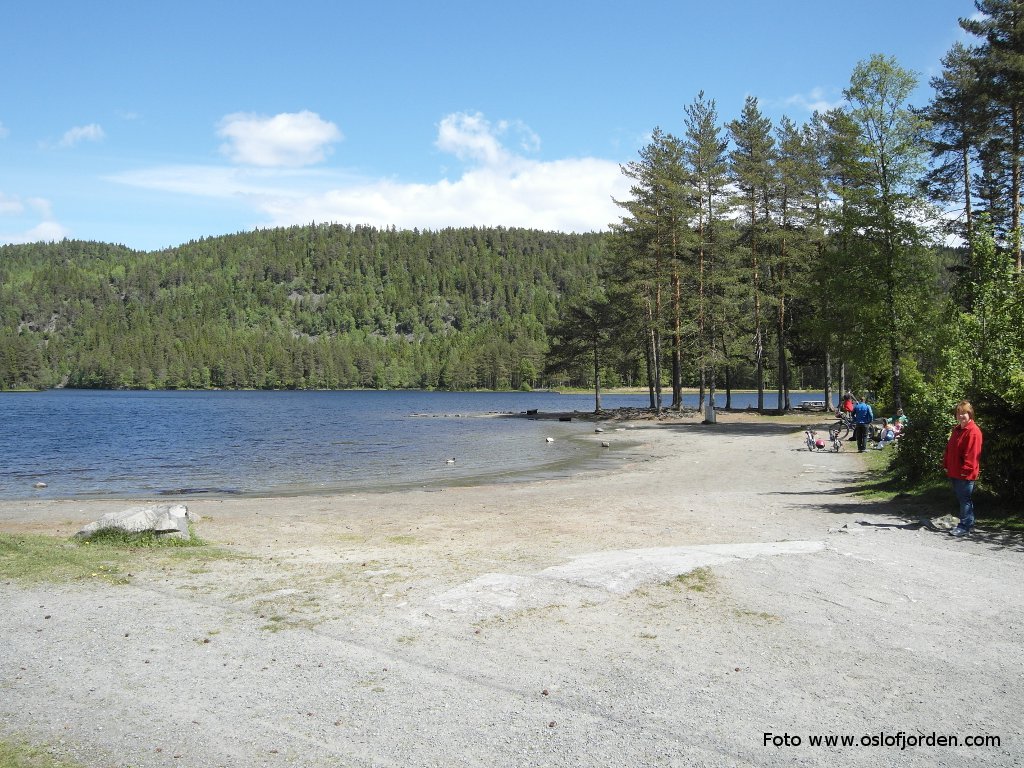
xmin=0 ymin=389 xmax=829 ymax=500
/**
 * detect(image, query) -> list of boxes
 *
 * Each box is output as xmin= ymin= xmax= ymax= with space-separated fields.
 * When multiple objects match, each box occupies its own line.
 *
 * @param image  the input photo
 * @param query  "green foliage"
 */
xmin=0 ymin=739 xmax=85 ymax=768
xmin=609 ymin=125 xmax=699 ymax=407
xmin=886 ymin=220 xmax=1024 ymax=501
xmin=543 ymin=291 xmax=619 ymax=410
xmin=960 ymin=0 xmax=1024 ymax=269
xmin=76 ymin=526 xmax=207 ymax=547
xmin=0 ymin=533 xmax=132 ymax=584
xmin=886 ymin=372 xmax=960 ymax=486
xmin=0 ymin=226 xmax=606 ymax=392
xmin=0 ymin=531 xmax=227 ymax=584
xmin=836 ymin=55 xmax=936 ymax=409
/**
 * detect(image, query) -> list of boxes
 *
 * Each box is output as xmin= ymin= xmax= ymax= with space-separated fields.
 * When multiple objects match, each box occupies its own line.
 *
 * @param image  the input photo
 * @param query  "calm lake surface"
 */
xmin=1 ymin=389 xmax=828 ymax=500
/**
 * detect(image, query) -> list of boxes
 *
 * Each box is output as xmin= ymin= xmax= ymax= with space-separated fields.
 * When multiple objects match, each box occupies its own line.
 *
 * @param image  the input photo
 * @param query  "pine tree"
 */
xmin=728 ymin=96 xmax=776 ymax=410
xmin=920 ymin=42 xmax=990 ymax=245
xmin=612 ymin=128 xmax=695 ymax=411
xmin=683 ymin=92 xmax=731 ymax=411
xmin=771 ymin=116 xmax=822 ymax=411
xmin=961 ymin=0 xmax=1024 ymax=271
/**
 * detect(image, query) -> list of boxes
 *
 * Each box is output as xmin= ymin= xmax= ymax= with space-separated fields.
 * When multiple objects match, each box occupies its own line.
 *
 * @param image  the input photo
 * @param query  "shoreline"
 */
xmin=2 ymin=393 xmax=833 ymax=503
xmin=0 ymin=415 xmax=683 ymax=535
xmin=0 ymin=409 xmax=813 ymax=513
xmin=3 ymin=413 xmax=1018 ymax=767
xmin=2 ymin=407 xmax=706 ymax=507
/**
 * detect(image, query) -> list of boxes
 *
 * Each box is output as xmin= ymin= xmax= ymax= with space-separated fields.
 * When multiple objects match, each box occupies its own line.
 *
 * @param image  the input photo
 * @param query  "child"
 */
xmin=875 ymin=419 xmax=896 ymax=449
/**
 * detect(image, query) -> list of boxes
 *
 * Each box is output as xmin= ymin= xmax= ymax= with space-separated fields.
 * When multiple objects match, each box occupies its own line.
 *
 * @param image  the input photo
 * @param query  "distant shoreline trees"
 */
xmin=1 ymin=226 xmax=605 ymax=393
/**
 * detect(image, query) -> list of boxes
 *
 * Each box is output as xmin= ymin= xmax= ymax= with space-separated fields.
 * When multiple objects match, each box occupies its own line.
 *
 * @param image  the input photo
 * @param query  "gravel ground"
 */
xmin=1 ymin=412 xmax=1021 ymax=767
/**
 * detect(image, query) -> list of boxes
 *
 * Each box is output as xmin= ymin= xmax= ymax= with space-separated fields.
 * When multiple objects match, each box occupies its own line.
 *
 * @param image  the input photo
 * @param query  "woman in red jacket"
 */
xmin=943 ymin=400 xmax=983 ymax=537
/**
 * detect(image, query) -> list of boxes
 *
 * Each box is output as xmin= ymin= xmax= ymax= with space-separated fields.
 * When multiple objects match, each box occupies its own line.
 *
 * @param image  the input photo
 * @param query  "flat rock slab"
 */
xmin=77 ymin=504 xmax=195 ymax=540
xmin=431 ymin=540 xmax=825 ymax=618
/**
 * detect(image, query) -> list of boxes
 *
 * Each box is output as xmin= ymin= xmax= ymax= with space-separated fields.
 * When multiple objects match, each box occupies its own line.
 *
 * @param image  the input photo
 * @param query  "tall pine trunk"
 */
xmin=671 ymin=269 xmax=683 ymax=410
xmin=776 ymin=233 xmax=791 ymax=412
xmin=1014 ymin=102 xmax=1023 ymax=272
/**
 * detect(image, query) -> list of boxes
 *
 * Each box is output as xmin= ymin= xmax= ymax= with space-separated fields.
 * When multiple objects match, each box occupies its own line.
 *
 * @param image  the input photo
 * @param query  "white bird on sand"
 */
xmin=445 ymin=457 xmax=456 ymax=464
xmin=545 ymin=437 xmax=554 ymax=443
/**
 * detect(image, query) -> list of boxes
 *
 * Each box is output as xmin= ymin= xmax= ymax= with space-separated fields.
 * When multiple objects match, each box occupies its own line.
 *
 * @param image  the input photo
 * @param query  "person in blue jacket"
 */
xmin=852 ymin=395 xmax=874 ymax=453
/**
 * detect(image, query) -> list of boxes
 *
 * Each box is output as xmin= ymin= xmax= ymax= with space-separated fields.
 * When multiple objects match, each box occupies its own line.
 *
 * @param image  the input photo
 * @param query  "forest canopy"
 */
xmin=0 ymin=225 xmax=607 ymax=392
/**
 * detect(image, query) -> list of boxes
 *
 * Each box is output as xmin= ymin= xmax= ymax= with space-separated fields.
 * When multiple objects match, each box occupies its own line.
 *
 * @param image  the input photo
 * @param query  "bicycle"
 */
xmin=830 ymin=410 xmax=855 ymax=441
xmin=827 ymin=424 xmax=844 ymax=452
xmin=805 ymin=428 xmax=826 ymax=451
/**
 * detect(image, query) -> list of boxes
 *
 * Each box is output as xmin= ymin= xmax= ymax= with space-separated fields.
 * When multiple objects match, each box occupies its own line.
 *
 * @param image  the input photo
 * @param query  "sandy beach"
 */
xmin=1 ymin=411 xmax=1021 ymax=767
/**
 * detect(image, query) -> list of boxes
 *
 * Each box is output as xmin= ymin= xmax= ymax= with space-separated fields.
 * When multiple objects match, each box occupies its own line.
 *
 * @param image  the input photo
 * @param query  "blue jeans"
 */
xmin=951 ymin=479 xmax=975 ymax=529
xmin=854 ymin=423 xmax=870 ymax=452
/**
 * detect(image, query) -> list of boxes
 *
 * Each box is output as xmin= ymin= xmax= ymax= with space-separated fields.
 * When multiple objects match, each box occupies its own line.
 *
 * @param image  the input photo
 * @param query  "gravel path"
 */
xmin=2 ymin=413 xmax=1021 ymax=767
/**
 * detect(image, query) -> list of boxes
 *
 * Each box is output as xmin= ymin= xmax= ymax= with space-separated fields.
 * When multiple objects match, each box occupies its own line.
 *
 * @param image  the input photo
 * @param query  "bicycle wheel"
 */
xmin=832 ymin=419 xmax=852 ymax=440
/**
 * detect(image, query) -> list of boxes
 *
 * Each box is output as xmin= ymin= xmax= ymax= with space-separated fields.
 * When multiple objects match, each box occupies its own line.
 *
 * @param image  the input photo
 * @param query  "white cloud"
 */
xmin=257 ymin=154 xmax=627 ymax=233
xmin=0 ymin=121 xmax=8 ymax=139
xmin=0 ymin=193 xmax=66 ymax=245
xmin=111 ymin=111 xmax=629 ymax=235
xmin=435 ymin=112 xmax=541 ymax=167
xmin=259 ymin=113 xmax=626 ymax=232
xmin=109 ymin=165 xmax=295 ymax=198
xmin=782 ymin=87 xmax=845 ymax=114
xmin=0 ymin=218 xmax=68 ymax=244
xmin=0 ymin=192 xmax=24 ymax=215
xmin=217 ymin=111 xmax=342 ymax=167
xmin=27 ymin=196 xmax=54 ymax=218
xmin=1 ymin=193 xmax=55 ymax=219
xmin=58 ymin=123 xmax=105 ymax=148
xmin=3 ymin=220 xmax=70 ymax=243
xmin=436 ymin=112 xmax=511 ymax=166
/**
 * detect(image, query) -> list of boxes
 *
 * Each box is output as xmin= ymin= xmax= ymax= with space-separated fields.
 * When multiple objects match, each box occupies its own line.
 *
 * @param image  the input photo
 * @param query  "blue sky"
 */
xmin=2 ymin=0 xmax=975 ymax=252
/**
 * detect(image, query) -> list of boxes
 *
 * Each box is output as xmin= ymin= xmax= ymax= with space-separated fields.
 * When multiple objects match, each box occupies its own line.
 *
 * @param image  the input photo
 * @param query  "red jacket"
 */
xmin=944 ymin=419 xmax=983 ymax=481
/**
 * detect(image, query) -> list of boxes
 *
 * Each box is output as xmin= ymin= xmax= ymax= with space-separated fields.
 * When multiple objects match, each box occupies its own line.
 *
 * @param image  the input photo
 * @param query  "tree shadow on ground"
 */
xmin=776 ymin=487 xmax=1024 ymax=554
xmin=593 ymin=411 xmax=1024 ymax=554
xmin=658 ymin=420 xmax=810 ymax=437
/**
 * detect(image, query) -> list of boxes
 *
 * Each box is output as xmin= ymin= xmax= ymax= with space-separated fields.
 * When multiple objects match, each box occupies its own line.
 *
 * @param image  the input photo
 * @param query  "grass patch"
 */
xmin=77 ymin=525 xmax=207 ymax=547
xmin=734 ymin=609 xmax=782 ymax=624
xmin=976 ymin=504 xmax=1024 ymax=531
xmin=669 ymin=567 xmax=715 ymax=593
xmin=384 ymin=535 xmax=417 ymax=545
xmin=259 ymin=614 xmax=319 ymax=633
xmin=0 ymin=530 xmax=233 ymax=585
xmin=857 ymin=446 xmax=893 ymax=479
xmin=260 ymin=614 xmax=289 ymax=632
xmin=852 ymin=446 xmax=1024 ymax=531
xmin=0 ymin=739 xmax=84 ymax=768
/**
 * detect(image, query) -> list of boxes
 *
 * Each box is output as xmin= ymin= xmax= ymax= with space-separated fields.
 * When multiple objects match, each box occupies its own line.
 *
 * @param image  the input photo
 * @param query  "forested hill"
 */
xmin=0 ymin=224 xmax=608 ymax=390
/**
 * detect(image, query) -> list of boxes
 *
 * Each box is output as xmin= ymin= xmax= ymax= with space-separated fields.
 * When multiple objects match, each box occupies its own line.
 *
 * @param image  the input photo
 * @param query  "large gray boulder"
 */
xmin=77 ymin=504 xmax=197 ymax=540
